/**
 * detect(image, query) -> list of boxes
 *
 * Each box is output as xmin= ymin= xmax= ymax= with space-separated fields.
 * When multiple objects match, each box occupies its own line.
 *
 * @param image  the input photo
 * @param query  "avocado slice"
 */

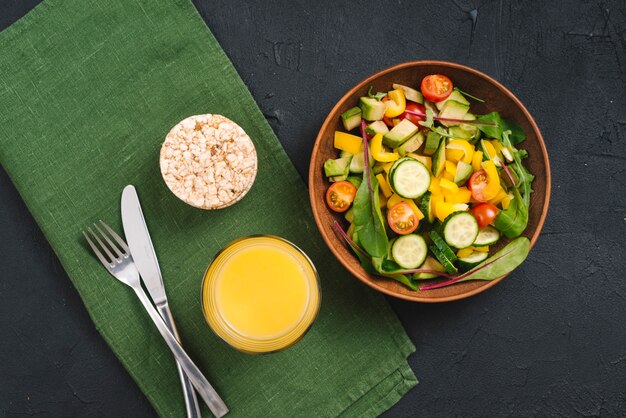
xmin=449 ymin=126 xmax=473 ymax=139
xmin=383 ymin=119 xmax=419 ymax=148
xmin=324 ymin=156 xmax=351 ymax=177
xmin=435 ymin=89 xmax=470 ymax=111
xmin=392 ymin=83 xmax=424 ymax=103
xmin=340 ymin=107 xmax=362 ymax=131
xmin=359 ymin=97 xmax=386 ymax=121
xmin=423 ymin=131 xmax=442 ymax=156
xmin=438 ymin=100 xmax=470 ymax=127
xmin=454 ymin=161 xmax=474 ymax=185
xmin=365 ymin=120 xmax=389 ymax=136
xmin=431 ymin=139 xmax=447 ymax=177
xmin=397 ymin=131 xmax=425 ymax=157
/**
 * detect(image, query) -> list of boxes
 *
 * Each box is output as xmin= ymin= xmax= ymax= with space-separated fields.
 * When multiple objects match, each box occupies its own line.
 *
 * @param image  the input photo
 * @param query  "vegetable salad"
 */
xmin=324 ymin=74 xmax=534 ymax=290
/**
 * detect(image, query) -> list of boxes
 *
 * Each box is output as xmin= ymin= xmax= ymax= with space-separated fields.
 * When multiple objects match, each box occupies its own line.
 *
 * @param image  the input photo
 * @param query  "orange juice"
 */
xmin=202 ymin=236 xmax=320 ymax=353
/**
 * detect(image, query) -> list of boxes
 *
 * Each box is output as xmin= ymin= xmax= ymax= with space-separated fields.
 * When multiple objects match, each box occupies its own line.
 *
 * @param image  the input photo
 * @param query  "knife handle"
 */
xmin=132 ymin=286 xmax=229 ymax=417
xmin=158 ymin=304 xmax=202 ymax=418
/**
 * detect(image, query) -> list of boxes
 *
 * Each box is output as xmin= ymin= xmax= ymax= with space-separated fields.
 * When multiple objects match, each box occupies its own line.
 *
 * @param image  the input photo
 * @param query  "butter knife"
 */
xmin=121 ymin=185 xmax=228 ymax=417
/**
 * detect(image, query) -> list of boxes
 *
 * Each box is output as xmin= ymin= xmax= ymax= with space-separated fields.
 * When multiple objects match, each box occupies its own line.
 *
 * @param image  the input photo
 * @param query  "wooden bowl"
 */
xmin=308 ymin=61 xmax=551 ymax=303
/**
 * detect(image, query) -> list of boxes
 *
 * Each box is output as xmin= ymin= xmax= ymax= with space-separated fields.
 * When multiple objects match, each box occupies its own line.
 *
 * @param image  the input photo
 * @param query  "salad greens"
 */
xmin=325 ymin=74 xmax=536 ymax=291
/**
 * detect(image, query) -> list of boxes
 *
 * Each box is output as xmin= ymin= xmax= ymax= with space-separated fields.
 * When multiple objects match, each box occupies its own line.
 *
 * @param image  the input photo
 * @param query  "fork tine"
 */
xmin=88 ymin=226 xmax=117 ymax=263
xmin=99 ymin=220 xmax=130 ymax=254
xmin=93 ymin=223 xmax=124 ymax=259
xmin=83 ymin=231 xmax=113 ymax=267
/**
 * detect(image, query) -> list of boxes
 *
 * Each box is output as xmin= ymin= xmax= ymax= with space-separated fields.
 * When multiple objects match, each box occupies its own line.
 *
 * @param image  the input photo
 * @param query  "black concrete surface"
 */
xmin=1 ymin=0 xmax=625 ymax=416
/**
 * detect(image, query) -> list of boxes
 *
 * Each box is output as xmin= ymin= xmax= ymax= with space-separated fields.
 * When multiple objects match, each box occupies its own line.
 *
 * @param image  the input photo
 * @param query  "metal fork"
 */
xmin=83 ymin=220 xmax=229 ymax=418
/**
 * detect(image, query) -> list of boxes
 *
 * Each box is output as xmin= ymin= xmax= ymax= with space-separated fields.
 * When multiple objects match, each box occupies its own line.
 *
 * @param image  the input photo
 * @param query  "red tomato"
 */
xmin=325 ymin=181 xmax=357 ymax=213
xmin=398 ymin=102 xmax=427 ymax=128
xmin=471 ymin=203 xmax=499 ymax=227
xmin=383 ymin=114 xmax=395 ymax=127
xmin=387 ymin=202 xmax=419 ymax=234
xmin=420 ymin=74 xmax=453 ymax=102
xmin=468 ymin=170 xmax=490 ymax=202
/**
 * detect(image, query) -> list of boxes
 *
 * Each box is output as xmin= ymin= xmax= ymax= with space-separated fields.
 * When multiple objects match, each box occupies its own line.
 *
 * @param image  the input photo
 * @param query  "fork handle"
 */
xmin=133 ymin=286 xmax=229 ymax=418
xmin=158 ymin=304 xmax=202 ymax=418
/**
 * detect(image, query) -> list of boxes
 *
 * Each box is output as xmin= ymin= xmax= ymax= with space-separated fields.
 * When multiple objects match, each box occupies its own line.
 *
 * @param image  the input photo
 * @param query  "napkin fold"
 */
xmin=0 ymin=0 xmax=417 ymax=416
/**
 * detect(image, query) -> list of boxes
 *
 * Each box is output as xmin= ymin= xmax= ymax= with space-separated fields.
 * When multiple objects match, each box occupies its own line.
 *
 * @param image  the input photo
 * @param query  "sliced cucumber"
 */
xmin=458 ymin=251 xmax=489 ymax=270
xmin=442 ymin=211 xmax=479 ymax=249
xmin=389 ymin=158 xmax=431 ymax=199
xmin=473 ymin=226 xmax=500 ymax=247
xmin=391 ymin=234 xmax=428 ymax=269
xmin=341 ymin=107 xmax=362 ymax=131
xmin=420 ymin=191 xmax=434 ymax=223
xmin=429 ymin=244 xmax=458 ymax=274
xmin=349 ymin=147 xmax=374 ymax=173
xmin=412 ymin=255 xmax=445 ymax=279
xmin=429 ymin=231 xmax=458 ymax=263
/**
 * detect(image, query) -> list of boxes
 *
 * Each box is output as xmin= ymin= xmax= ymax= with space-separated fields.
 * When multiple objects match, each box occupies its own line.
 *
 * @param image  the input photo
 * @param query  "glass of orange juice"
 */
xmin=201 ymin=235 xmax=321 ymax=354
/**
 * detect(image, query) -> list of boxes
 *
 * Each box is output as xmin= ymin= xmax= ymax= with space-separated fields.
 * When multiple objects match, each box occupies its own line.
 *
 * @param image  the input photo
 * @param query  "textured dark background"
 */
xmin=1 ymin=0 xmax=625 ymax=416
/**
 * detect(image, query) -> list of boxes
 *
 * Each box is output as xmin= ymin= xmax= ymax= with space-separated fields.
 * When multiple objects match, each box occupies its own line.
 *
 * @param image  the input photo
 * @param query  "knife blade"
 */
xmin=121 ymin=185 xmax=204 ymax=418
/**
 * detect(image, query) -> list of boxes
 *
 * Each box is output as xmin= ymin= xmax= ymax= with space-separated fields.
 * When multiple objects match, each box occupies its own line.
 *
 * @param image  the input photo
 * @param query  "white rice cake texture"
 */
xmin=160 ymin=114 xmax=258 ymax=210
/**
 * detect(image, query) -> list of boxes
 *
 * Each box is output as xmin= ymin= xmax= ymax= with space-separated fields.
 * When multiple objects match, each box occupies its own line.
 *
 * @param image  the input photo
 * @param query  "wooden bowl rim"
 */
xmin=308 ymin=60 xmax=551 ymax=303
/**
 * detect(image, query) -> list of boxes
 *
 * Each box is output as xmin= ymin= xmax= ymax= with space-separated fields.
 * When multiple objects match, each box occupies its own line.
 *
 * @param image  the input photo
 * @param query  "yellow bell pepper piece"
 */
xmin=481 ymin=140 xmax=497 ymax=161
xmin=481 ymin=160 xmax=501 ymax=200
xmin=447 ymin=139 xmax=474 ymax=164
xmin=440 ymin=178 xmax=459 ymax=194
xmin=370 ymin=133 xmax=399 ymax=162
xmin=472 ymin=150 xmax=483 ymax=171
xmin=382 ymin=161 xmax=395 ymax=173
xmin=457 ymin=248 xmax=474 ymax=258
xmin=441 ymin=171 xmax=455 ymax=182
xmin=334 ymin=131 xmax=362 ymax=155
xmin=429 ymin=177 xmax=441 ymax=194
xmin=501 ymin=193 xmax=514 ymax=209
xmin=446 ymin=148 xmax=464 ymax=162
xmin=384 ymin=89 xmax=406 ymax=118
xmin=489 ymin=187 xmax=508 ymax=206
xmin=435 ymin=201 xmax=456 ymax=222
xmin=490 ymin=140 xmax=505 ymax=160
xmin=406 ymin=199 xmax=425 ymax=220
xmin=379 ymin=192 xmax=388 ymax=208
xmin=445 ymin=160 xmax=457 ymax=176
xmin=407 ymin=153 xmax=432 ymax=172
xmin=444 ymin=186 xmax=472 ymax=204
xmin=472 ymin=246 xmax=489 ymax=252
xmin=376 ymin=173 xmax=394 ymax=198
xmin=386 ymin=193 xmax=403 ymax=209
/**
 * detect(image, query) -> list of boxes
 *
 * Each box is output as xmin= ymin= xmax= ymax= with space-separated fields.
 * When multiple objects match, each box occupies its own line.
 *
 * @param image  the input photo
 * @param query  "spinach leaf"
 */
xmin=459 ymin=237 xmax=530 ymax=282
xmin=500 ymin=119 xmax=526 ymax=144
xmin=476 ymin=112 xmax=503 ymax=138
xmin=371 ymin=257 xmax=418 ymax=290
xmin=367 ymin=86 xmax=387 ymax=101
xmin=476 ymin=112 xmax=525 ymax=144
xmin=352 ymin=157 xmax=388 ymax=258
xmin=493 ymin=188 xmax=528 ymax=238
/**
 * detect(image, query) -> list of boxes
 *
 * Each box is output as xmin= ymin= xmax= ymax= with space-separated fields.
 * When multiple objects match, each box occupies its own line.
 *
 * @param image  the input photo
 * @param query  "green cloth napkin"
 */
xmin=0 ymin=0 xmax=417 ymax=416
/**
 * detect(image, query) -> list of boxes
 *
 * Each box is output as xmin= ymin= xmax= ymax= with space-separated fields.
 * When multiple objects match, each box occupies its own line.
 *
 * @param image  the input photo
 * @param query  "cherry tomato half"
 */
xmin=420 ymin=74 xmax=453 ymax=103
xmin=468 ymin=170 xmax=490 ymax=202
xmin=471 ymin=202 xmax=499 ymax=227
xmin=399 ymin=102 xmax=427 ymax=128
xmin=387 ymin=202 xmax=419 ymax=234
xmin=326 ymin=181 xmax=357 ymax=213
